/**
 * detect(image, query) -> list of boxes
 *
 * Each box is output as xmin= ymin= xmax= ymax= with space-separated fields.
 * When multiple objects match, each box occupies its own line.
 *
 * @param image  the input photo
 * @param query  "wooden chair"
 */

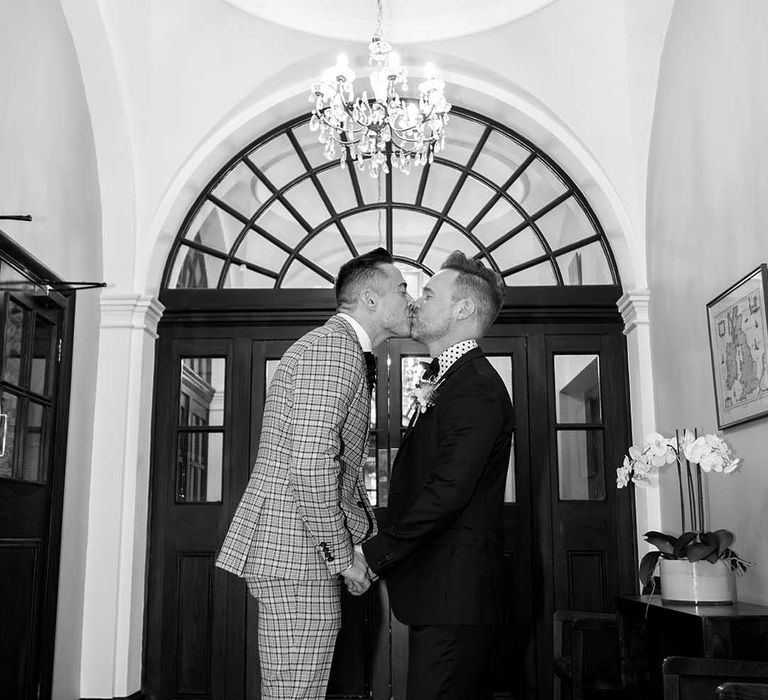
xmin=553 ymin=610 xmax=624 ymax=700
xmin=717 ymin=682 xmax=768 ymax=700
xmin=662 ymin=656 xmax=768 ymax=700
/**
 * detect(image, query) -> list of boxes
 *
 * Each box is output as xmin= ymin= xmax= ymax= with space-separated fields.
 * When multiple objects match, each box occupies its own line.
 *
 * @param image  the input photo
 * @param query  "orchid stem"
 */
xmin=686 ymin=458 xmax=697 ymax=533
xmin=675 ymin=428 xmax=686 ymax=533
xmin=694 ymin=427 xmax=705 ymax=532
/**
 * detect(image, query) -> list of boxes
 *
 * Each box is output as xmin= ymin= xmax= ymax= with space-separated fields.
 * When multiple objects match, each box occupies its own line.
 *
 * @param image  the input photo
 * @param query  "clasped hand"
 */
xmin=340 ymin=546 xmax=378 ymax=596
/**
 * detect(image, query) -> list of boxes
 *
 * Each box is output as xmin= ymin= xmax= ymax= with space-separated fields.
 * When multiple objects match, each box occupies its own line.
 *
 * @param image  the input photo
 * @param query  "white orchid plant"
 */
xmin=617 ymin=430 xmax=752 ymax=586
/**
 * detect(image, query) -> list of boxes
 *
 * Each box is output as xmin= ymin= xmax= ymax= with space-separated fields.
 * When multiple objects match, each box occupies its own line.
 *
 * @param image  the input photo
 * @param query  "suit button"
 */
xmin=328 ymin=555 xmax=335 ymax=561
xmin=320 ymin=541 xmax=328 ymax=547
xmin=357 ymin=500 xmax=365 ymax=507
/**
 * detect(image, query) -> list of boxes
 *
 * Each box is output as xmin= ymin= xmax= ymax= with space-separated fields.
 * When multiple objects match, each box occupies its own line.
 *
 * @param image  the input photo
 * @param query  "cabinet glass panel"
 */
xmin=0 ymin=392 xmax=18 ymax=479
xmin=487 ymin=355 xmax=516 ymax=503
xmin=557 ymin=429 xmax=605 ymax=500
xmin=3 ymin=300 xmax=28 ymax=386
xmin=179 ymin=358 xmax=225 ymax=427
xmin=31 ymin=315 xmax=54 ymax=396
xmin=22 ymin=400 xmax=47 ymax=482
xmin=176 ymin=431 xmax=223 ymax=503
xmin=554 ymin=354 xmax=601 ymax=423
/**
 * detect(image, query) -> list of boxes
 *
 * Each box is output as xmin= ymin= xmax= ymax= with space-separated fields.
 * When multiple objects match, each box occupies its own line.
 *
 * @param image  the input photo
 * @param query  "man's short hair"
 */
xmin=441 ymin=250 xmax=506 ymax=331
xmin=335 ymin=247 xmax=394 ymax=307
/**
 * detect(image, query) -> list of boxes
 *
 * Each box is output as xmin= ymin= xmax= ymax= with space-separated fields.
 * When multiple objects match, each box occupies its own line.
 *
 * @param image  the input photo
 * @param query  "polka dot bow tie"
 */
xmin=420 ymin=357 xmax=440 ymax=382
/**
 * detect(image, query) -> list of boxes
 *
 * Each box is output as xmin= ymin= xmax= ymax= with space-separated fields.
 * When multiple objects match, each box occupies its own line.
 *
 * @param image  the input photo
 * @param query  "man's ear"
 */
xmin=455 ymin=297 xmax=475 ymax=321
xmin=360 ymin=288 xmax=377 ymax=311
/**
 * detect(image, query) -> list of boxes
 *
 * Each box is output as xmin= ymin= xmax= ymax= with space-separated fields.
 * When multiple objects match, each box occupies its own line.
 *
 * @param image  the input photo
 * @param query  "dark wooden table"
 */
xmin=617 ymin=595 xmax=768 ymax=699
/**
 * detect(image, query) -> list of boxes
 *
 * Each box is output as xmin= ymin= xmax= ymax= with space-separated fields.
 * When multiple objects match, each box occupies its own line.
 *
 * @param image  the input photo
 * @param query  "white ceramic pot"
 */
xmin=659 ymin=558 xmax=736 ymax=605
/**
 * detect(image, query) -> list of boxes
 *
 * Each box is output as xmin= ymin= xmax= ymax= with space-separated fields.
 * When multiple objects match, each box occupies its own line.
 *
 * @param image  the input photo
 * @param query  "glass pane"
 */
xmin=421 ymin=163 xmax=461 ymax=213
xmin=22 ymin=401 xmax=46 ymax=482
xmin=223 ymin=265 xmax=275 ymax=289
xmin=473 ymin=130 xmax=531 ymax=185
xmin=344 ymin=210 xmax=384 ymax=257
xmin=505 ymin=435 xmax=516 ymax=503
xmin=176 ymin=431 xmax=223 ymax=503
xmin=557 ymin=429 xmax=605 ymax=501
xmin=472 ymin=198 xmax=525 ymax=248
xmin=493 ymin=227 xmax=546 ymax=271
xmin=254 ymin=201 xmax=306 ymax=248
xmin=281 ymin=261 xmax=333 ymax=289
xmin=401 ymin=355 xmax=429 ymax=429
xmin=265 ymin=359 xmax=280 ymax=389
xmin=283 ymin=179 xmax=331 ymax=229
xmin=234 ymin=229 xmax=290 ymax=275
xmin=0 ymin=393 xmax=18 ymax=478
xmin=171 ymin=245 xmax=225 ymax=289
xmin=4 ymin=300 xmax=28 ymax=386
xmin=438 ymin=114 xmax=486 ymax=167
xmin=179 ymin=358 xmax=226 ymax=427
xmin=392 ymin=209 xmax=437 ymax=262
xmin=422 ymin=223 xmax=478 ymax=272
xmin=556 ymin=241 xmax=615 ymax=285
xmin=504 ymin=259 xmax=557 ymax=286
xmin=183 ymin=200 xmax=242 ymax=254
xmin=447 ymin=176 xmax=494 ymax=227
xmin=31 ymin=316 xmax=54 ymax=396
xmin=247 ymin=133 xmax=305 ymax=189
xmin=554 ymin=355 xmax=601 ymax=423
xmin=317 ymin=167 xmax=360 ymax=215
xmin=517 ymin=157 xmax=568 ymax=216
xmin=392 ymin=166 xmax=421 ymax=205
xmin=212 ymin=161 xmax=260 ymax=218
xmin=364 ymin=393 xmax=378 ymax=507
xmin=291 ymin=120 xmax=328 ymax=171
xmin=486 ymin=355 xmax=515 ymax=503
xmin=536 ymin=196 xmax=595 ymax=251
xmin=300 ymin=226 xmax=353 ymax=280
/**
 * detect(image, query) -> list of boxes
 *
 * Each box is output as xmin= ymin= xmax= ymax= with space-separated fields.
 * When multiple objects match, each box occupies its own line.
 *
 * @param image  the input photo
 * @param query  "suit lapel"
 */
xmin=399 ymin=346 xmax=484 ymax=448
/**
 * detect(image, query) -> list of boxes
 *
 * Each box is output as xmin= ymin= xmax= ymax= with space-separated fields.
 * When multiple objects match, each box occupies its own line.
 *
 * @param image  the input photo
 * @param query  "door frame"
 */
xmin=148 ymin=283 xmax=636 ymax=698
xmin=0 ymin=228 xmax=76 ymax=699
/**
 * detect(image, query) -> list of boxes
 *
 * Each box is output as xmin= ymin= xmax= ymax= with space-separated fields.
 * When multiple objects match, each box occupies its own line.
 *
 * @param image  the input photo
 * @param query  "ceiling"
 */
xmin=220 ymin=0 xmax=558 ymax=43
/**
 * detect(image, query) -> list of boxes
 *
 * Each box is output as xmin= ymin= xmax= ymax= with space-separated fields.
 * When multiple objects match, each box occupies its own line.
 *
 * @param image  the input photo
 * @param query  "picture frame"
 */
xmin=706 ymin=264 xmax=768 ymax=429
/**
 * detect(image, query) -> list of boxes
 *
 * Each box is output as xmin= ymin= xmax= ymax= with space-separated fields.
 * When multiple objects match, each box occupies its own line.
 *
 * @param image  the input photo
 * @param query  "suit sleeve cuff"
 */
xmin=361 ymin=535 xmax=397 ymax=576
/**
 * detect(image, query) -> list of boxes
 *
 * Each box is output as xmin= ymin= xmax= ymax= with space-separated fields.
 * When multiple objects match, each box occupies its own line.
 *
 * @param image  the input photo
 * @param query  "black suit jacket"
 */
xmin=363 ymin=347 xmax=513 ymax=625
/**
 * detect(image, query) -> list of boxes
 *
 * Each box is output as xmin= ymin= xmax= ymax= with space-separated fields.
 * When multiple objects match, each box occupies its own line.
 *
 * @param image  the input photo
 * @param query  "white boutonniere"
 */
xmin=413 ymin=377 xmax=442 ymax=413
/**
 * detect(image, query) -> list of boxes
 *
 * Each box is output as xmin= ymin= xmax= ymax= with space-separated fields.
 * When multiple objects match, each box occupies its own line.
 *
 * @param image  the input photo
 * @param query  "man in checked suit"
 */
xmin=360 ymin=251 xmax=513 ymax=700
xmin=216 ymin=248 xmax=412 ymax=699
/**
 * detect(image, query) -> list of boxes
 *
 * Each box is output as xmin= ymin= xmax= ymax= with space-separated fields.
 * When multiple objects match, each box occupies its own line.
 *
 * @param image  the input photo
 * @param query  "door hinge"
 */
xmin=56 ymin=337 xmax=62 ymax=362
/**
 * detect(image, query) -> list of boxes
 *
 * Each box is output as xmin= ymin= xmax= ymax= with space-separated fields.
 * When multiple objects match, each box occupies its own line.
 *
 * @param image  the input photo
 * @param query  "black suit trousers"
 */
xmin=406 ymin=623 xmax=497 ymax=700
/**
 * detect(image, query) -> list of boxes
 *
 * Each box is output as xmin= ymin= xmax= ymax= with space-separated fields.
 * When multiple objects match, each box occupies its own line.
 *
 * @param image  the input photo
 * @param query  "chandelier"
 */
xmin=309 ymin=0 xmax=451 ymax=178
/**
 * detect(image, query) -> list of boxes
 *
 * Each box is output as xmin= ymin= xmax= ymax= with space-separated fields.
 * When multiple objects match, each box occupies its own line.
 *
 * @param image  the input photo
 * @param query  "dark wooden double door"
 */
xmin=146 ymin=315 xmax=635 ymax=699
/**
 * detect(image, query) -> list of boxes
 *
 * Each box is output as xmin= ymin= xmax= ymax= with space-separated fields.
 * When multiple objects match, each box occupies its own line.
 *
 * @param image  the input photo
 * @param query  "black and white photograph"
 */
xmin=1 ymin=1 xmax=768 ymax=699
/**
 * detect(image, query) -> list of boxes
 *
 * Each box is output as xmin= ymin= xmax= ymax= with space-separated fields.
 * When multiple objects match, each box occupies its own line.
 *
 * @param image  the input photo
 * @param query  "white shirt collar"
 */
xmin=337 ymin=313 xmax=372 ymax=352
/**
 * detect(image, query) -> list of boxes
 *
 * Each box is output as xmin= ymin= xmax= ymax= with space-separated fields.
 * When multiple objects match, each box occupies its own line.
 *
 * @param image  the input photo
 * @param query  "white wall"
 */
xmin=0 ymin=0 xmax=102 ymax=697
xmin=647 ymin=0 xmax=768 ymax=603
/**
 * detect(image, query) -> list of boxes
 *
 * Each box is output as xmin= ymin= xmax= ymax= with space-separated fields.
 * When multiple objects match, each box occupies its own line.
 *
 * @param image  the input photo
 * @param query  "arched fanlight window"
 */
xmin=162 ymin=107 xmax=620 ymax=292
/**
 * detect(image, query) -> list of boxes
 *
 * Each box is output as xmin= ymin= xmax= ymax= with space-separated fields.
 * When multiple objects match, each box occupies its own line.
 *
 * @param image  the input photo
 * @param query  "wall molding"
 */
xmin=100 ymin=294 xmax=165 ymax=338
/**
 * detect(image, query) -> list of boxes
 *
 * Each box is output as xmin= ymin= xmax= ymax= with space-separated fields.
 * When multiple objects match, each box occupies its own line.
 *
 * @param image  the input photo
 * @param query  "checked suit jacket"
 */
xmin=363 ymin=347 xmax=513 ymax=625
xmin=216 ymin=315 xmax=376 ymax=581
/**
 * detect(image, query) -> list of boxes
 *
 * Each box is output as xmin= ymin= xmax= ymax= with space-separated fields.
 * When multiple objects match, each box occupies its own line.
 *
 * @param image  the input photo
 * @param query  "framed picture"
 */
xmin=706 ymin=264 xmax=768 ymax=429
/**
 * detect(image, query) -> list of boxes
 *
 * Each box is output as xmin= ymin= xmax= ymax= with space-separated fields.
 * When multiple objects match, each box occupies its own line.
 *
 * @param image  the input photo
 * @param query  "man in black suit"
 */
xmin=360 ymin=250 xmax=513 ymax=700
